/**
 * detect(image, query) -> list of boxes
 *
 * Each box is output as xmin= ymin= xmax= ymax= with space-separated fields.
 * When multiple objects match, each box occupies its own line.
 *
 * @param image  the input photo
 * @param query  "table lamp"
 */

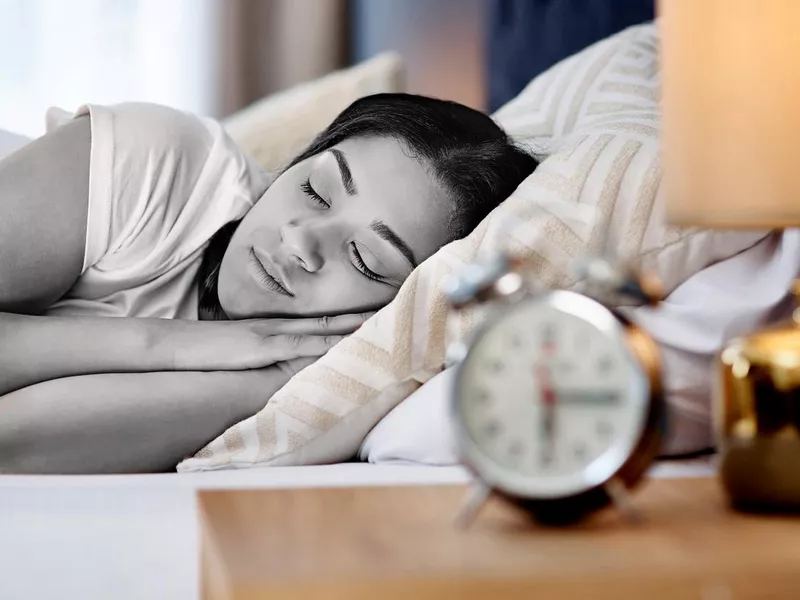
xmin=661 ymin=1 xmax=800 ymax=511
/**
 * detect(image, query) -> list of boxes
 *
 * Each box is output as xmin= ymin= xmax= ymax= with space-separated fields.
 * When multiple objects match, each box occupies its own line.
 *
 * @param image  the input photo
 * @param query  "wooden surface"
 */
xmin=198 ymin=478 xmax=800 ymax=599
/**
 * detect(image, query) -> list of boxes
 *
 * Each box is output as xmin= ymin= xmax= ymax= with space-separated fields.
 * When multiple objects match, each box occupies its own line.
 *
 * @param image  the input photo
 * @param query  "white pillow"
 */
xmin=359 ymin=367 xmax=459 ymax=465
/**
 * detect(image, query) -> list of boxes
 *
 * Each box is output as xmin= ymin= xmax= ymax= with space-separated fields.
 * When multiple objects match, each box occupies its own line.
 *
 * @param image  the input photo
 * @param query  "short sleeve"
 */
xmin=71 ymin=103 xmax=267 ymax=278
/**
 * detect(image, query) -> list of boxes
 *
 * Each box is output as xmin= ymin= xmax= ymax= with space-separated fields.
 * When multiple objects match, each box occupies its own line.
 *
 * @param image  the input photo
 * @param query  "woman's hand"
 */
xmin=171 ymin=312 xmax=372 ymax=372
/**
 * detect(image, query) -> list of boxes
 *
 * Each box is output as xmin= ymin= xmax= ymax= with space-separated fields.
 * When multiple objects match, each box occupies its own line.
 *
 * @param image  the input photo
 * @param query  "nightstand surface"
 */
xmin=199 ymin=477 xmax=800 ymax=599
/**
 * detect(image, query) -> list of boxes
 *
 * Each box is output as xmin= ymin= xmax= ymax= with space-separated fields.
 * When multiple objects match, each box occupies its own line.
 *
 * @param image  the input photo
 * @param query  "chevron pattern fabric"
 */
xmin=178 ymin=24 xmax=766 ymax=471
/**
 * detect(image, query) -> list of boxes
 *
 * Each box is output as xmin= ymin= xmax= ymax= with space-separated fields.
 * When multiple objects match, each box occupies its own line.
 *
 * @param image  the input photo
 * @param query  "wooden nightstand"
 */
xmin=199 ymin=477 xmax=800 ymax=599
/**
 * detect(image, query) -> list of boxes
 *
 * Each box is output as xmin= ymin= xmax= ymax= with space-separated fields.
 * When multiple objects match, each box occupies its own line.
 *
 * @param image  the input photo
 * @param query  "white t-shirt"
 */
xmin=45 ymin=103 xmax=271 ymax=320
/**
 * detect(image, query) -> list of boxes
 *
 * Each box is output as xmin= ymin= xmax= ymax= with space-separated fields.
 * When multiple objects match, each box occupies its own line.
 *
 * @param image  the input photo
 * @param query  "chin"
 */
xmin=215 ymin=263 xmax=246 ymax=320
xmin=218 ymin=282 xmax=282 ymax=320
xmin=216 ymin=294 xmax=243 ymax=320
xmin=219 ymin=282 xmax=264 ymax=320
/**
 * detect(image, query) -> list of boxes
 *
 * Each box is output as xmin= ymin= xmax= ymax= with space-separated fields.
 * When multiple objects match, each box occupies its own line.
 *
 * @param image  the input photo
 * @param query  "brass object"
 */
xmin=716 ymin=282 xmax=800 ymax=511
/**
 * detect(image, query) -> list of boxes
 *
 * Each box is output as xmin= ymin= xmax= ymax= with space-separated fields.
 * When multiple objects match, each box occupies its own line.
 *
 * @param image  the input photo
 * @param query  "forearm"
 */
xmin=0 ymin=312 xmax=196 ymax=395
xmin=0 ymin=368 xmax=288 ymax=474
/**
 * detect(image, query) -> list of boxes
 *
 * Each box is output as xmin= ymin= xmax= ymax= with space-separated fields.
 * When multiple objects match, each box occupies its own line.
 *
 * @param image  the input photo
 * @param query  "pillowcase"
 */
xmin=359 ymin=366 xmax=459 ymax=465
xmin=223 ymin=52 xmax=404 ymax=174
xmin=178 ymin=23 xmax=767 ymax=472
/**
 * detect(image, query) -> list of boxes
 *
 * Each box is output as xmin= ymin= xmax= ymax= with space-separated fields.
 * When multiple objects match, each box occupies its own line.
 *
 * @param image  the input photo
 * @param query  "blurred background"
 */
xmin=0 ymin=0 xmax=655 ymax=138
xmin=0 ymin=0 xmax=484 ymax=137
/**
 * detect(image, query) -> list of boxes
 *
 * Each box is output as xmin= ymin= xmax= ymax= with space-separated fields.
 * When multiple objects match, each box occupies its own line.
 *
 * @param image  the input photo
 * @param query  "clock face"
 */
xmin=454 ymin=291 xmax=650 ymax=499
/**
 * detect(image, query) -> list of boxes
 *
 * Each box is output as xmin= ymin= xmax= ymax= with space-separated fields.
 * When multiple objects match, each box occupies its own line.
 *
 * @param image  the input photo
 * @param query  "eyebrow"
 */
xmin=370 ymin=220 xmax=417 ymax=269
xmin=330 ymin=149 xmax=357 ymax=195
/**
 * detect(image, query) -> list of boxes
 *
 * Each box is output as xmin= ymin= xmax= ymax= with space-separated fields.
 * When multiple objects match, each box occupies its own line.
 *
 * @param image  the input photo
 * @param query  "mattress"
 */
xmin=0 ymin=461 xmax=713 ymax=600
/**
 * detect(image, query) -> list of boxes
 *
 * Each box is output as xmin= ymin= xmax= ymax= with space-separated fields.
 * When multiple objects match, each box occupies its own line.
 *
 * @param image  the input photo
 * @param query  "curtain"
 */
xmin=351 ymin=0 xmax=485 ymax=111
xmin=231 ymin=0 xmax=348 ymax=111
xmin=0 ymin=0 xmax=347 ymax=137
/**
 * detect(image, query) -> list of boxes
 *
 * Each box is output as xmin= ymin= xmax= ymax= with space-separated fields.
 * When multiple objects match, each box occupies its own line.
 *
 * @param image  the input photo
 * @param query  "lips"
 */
xmin=250 ymin=247 xmax=294 ymax=297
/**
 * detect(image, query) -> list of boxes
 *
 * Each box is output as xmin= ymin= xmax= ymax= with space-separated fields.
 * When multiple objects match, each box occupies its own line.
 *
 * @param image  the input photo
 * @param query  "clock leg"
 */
xmin=604 ymin=477 xmax=643 ymax=523
xmin=455 ymin=481 xmax=492 ymax=529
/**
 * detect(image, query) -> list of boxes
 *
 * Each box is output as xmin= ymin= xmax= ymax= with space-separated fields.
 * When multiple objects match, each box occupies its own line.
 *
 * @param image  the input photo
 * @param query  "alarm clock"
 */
xmin=445 ymin=254 xmax=666 ymax=525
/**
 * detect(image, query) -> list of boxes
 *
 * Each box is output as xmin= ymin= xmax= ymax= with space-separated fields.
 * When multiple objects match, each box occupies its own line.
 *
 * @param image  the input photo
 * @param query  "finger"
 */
xmin=261 ymin=312 xmax=376 ymax=336
xmin=270 ymin=334 xmax=347 ymax=360
xmin=276 ymin=356 xmax=318 ymax=377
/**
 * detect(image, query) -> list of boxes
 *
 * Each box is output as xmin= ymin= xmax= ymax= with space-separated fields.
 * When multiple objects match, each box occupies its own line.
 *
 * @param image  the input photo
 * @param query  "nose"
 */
xmin=279 ymin=220 xmax=324 ymax=272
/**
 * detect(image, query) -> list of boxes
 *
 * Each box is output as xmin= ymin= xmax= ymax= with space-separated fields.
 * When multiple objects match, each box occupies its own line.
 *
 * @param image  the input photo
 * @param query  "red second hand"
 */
xmin=536 ymin=339 xmax=558 ymax=465
xmin=538 ymin=339 xmax=558 ymax=406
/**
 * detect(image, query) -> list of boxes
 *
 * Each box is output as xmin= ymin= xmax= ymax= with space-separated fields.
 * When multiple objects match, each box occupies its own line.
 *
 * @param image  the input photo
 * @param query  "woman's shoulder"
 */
xmin=97 ymin=102 xmax=230 ymax=165
xmin=122 ymin=102 xmax=270 ymax=195
xmin=81 ymin=101 xmax=270 ymax=204
xmin=69 ymin=102 xmax=268 ymax=275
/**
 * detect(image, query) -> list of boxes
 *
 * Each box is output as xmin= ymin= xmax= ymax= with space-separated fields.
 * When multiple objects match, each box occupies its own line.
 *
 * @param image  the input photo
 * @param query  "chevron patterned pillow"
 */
xmin=178 ymin=23 xmax=765 ymax=471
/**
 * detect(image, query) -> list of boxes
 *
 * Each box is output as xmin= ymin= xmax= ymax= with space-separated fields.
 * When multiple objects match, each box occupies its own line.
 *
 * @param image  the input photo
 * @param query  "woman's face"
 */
xmin=218 ymin=136 xmax=451 ymax=318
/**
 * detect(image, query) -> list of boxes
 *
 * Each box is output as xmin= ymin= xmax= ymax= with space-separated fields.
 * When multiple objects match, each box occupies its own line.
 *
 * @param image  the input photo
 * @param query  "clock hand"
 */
xmin=536 ymin=359 xmax=558 ymax=467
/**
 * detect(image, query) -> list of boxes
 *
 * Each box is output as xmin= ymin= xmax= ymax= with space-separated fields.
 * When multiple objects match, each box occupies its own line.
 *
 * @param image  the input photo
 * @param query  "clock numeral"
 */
xmin=508 ymin=334 xmax=523 ymax=349
xmin=541 ymin=323 xmax=557 ymax=347
xmin=540 ymin=449 xmax=556 ymax=469
xmin=483 ymin=420 xmax=502 ymax=439
xmin=486 ymin=360 xmax=505 ymax=374
xmin=473 ymin=389 xmax=491 ymax=404
xmin=508 ymin=440 xmax=525 ymax=459
xmin=596 ymin=421 xmax=613 ymax=439
xmin=573 ymin=442 xmax=588 ymax=461
xmin=596 ymin=355 xmax=614 ymax=375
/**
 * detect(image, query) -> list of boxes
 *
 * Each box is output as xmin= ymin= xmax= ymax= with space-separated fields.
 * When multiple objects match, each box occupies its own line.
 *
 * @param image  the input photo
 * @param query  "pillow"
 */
xmin=178 ymin=23 xmax=768 ymax=472
xmin=359 ymin=367 xmax=459 ymax=465
xmin=223 ymin=52 xmax=404 ymax=174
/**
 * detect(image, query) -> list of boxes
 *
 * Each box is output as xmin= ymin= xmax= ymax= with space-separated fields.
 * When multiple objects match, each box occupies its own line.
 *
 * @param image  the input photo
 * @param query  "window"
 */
xmin=0 ymin=0 xmax=227 ymax=137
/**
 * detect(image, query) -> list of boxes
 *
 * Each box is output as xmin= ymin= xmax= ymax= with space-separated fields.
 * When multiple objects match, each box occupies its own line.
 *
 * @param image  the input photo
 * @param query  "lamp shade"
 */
xmin=661 ymin=1 xmax=800 ymax=227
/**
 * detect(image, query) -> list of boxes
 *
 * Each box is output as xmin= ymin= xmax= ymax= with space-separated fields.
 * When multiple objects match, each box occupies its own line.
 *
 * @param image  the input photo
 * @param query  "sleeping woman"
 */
xmin=0 ymin=94 xmax=537 ymax=473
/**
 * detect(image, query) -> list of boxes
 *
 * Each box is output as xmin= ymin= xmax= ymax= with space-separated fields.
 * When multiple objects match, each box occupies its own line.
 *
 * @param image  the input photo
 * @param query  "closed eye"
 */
xmin=349 ymin=242 xmax=384 ymax=283
xmin=301 ymin=178 xmax=330 ymax=209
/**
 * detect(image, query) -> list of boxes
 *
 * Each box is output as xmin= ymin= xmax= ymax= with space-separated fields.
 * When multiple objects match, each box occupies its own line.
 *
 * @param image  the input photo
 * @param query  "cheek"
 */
xmin=310 ymin=269 xmax=398 ymax=313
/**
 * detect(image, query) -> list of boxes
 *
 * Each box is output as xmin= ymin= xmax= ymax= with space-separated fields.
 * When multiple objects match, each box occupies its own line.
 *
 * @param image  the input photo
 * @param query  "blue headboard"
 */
xmin=486 ymin=0 xmax=655 ymax=111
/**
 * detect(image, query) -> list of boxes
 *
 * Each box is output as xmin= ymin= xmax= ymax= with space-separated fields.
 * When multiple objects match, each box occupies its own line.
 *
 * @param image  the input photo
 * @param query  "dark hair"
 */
xmin=288 ymin=93 xmax=537 ymax=239
xmin=198 ymin=93 xmax=537 ymax=320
